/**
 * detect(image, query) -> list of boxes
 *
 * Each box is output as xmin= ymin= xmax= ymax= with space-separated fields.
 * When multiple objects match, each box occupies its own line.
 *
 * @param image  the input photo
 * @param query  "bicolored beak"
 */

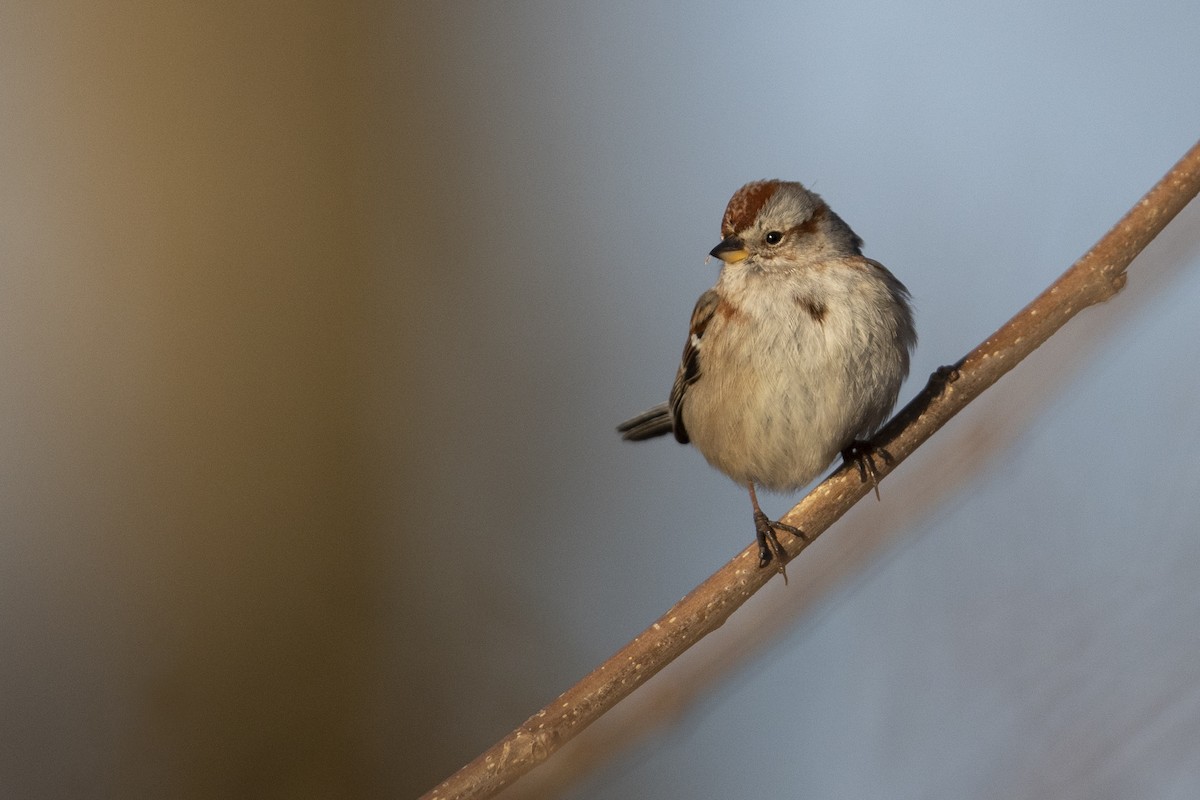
xmin=709 ymin=235 xmax=749 ymax=264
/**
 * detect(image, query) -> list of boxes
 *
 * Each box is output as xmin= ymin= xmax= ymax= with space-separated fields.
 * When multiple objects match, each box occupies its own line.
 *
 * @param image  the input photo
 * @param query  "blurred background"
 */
xmin=2 ymin=2 xmax=1199 ymax=798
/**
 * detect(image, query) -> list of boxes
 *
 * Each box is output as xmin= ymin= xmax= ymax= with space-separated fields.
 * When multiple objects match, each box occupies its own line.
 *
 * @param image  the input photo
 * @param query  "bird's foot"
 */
xmin=753 ymin=509 xmax=808 ymax=581
xmin=841 ymin=439 xmax=894 ymax=501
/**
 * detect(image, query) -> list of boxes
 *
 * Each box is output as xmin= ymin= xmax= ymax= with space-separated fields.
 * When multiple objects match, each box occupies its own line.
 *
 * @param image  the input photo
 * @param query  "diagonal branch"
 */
xmin=421 ymin=138 xmax=1200 ymax=800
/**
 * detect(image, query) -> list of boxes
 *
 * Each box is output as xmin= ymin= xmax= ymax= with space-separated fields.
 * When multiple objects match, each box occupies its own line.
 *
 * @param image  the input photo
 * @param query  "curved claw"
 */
xmin=753 ymin=510 xmax=808 ymax=582
xmin=841 ymin=439 xmax=893 ymax=501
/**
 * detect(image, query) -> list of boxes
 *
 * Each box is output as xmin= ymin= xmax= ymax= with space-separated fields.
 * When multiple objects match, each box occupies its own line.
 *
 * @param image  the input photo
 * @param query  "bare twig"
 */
xmin=422 ymin=138 xmax=1200 ymax=800
xmin=500 ymin=209 xmax=1200 ymax=798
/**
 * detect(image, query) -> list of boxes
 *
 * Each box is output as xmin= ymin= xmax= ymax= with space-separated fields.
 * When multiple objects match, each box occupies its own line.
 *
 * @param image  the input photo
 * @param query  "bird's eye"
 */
xmin=764 ymin=231 xmax=783 ymax=245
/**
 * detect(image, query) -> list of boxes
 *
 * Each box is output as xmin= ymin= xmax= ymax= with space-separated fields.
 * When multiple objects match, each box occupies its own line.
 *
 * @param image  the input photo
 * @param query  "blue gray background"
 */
xmin=2 ymin=2 xmax=1199 ymax=798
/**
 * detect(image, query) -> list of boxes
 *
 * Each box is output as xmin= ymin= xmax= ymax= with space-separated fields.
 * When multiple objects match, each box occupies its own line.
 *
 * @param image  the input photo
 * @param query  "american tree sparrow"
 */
xmin=618 ymin=180 xmax=916 ymax=571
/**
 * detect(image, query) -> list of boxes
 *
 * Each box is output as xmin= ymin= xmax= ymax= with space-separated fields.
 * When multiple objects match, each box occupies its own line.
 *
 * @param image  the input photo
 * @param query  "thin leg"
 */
xmin=748 ymin=484 xmax=806 ymax=575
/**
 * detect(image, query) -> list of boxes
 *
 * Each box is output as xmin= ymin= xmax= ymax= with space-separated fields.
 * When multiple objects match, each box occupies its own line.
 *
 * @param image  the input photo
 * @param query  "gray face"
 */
xmin=719 ymin=180 xmax=864 ymax=269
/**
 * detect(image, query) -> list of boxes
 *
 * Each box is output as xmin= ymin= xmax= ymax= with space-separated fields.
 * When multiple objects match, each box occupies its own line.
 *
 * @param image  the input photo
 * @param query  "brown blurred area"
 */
xmin=0 ymin=4 xmax=398 ymax=797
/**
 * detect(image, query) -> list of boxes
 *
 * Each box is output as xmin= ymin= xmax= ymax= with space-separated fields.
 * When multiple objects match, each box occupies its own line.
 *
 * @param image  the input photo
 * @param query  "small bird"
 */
xmin=618 ymin=180 xmax=916 ymax=570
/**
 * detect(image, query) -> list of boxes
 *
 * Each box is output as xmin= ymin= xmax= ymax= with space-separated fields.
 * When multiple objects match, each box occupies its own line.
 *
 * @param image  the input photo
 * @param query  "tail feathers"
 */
xmin=616 ymin=403 xmax=674 ymax=441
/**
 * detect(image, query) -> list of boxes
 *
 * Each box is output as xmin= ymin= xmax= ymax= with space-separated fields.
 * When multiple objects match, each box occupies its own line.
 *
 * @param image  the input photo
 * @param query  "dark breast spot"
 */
xmin=794 ymin=294 xmax=827 ymax=324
